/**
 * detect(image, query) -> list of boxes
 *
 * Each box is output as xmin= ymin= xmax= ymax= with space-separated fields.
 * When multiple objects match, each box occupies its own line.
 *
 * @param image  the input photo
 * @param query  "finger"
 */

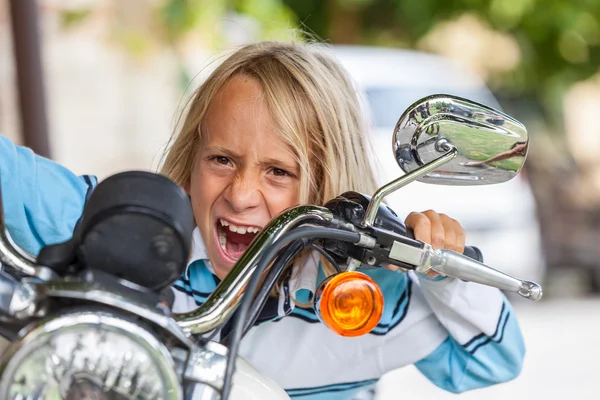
xmin=425 ymin=269 xmax=441 ymax=279
xmin=384 ymin=264 xmax=408 ymax=273
xmin=439 ymin=214 xmax=457 ymax=252
xmin=442 ymin=215 xmax=466 ymax=253
xmin=405 ymin=212 xmax=444 ymax=279
xmin=405 ymin=212 xmax=431 ymax=245
xmin=421 ymin=210 xmax=445 ymax=249
xmin=454 ymin=218 xmax=466 ymax=254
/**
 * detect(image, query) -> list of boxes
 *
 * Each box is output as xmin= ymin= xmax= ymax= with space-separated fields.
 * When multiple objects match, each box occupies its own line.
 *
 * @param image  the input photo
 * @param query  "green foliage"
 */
xmin=158 ymin=0 xmax=228 ymax=46
xmin=282 ymin=0 xmax=328 ymax=40
xmin=158 ymin=0 xmax=298 ymax=43
xmin=233 ymin=0 xmax=299 ymax=39
xmin=59 ymin=9 xmax=93 ymax=28
xmin=57 ymin=0 xmax=600 ymax=125
xmin=285 ymin=0 xmax=600 ymax=125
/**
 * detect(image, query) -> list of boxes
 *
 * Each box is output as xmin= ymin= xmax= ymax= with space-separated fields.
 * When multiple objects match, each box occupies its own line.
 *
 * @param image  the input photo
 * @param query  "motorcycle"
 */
xmin=0 ymin=94 xmax=542 ymax=399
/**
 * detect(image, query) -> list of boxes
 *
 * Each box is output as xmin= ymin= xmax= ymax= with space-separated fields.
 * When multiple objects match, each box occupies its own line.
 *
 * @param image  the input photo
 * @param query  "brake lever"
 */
xmin=388 ymin=239 xmax=543 ymax=301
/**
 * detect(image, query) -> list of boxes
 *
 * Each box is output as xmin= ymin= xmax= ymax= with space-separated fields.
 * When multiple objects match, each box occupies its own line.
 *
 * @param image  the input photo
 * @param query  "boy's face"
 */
xmin=188 ymin=75 xmax=301 ymax=279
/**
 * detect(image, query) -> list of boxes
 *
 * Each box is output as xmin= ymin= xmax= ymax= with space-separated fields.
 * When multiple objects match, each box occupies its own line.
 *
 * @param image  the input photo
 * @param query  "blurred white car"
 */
xmin=329 ymin=45 xmax=546 ymax=288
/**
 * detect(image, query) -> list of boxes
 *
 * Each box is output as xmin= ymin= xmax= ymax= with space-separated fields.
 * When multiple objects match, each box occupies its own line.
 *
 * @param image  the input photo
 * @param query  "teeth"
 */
xmin=218 ymin=229 xmax=226 ymax=251
xmin=219 ymin=219 xmax=260 ymax=235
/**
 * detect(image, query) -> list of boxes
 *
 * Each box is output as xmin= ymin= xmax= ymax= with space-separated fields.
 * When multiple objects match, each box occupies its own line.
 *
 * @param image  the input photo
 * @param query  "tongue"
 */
xmin=225 ymin=230 xmax=255 ymax=259
xmin=227 ymin=230 xmax=255 ymax=246
xmin=225 ymin=240 xmax=247 ymax=259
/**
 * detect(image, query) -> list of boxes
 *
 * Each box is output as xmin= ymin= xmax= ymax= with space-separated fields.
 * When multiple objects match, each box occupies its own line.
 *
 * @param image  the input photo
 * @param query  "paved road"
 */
xmin=376 ymin=297 xmax=600 ymax=399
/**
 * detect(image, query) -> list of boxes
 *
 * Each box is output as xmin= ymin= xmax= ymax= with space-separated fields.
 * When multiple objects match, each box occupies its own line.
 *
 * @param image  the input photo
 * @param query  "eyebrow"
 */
xmin=203 ymin=145 xmax=239 ymax=159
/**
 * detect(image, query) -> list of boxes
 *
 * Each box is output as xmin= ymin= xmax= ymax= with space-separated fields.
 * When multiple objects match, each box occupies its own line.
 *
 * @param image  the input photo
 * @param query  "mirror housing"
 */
xmin=393 ymin=94 xmax=528 ymax=186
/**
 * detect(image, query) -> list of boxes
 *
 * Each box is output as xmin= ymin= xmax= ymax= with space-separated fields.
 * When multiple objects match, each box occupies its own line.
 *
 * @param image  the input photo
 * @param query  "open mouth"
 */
xmin=215 ymin=218 xmax=261 ymax=262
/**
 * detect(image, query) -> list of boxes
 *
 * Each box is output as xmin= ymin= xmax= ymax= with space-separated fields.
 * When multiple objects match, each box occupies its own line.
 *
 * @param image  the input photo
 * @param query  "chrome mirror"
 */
xmin=393 ymin=94 xmax=528 ymax=185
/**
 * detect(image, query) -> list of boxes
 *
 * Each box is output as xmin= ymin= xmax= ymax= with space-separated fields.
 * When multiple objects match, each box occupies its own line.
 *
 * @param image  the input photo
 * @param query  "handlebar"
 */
xmin=172 ymin=206 xmax=338 ymax=335
xmin=427 ymin=247 xmax=542 ymax=300
xmin=0 ymin=188 xmax=37 ymax=276
xmin=0 ymin=192 xmax=543 ymax=340
xmin=387 ymin=236 xmax=542 ymax=301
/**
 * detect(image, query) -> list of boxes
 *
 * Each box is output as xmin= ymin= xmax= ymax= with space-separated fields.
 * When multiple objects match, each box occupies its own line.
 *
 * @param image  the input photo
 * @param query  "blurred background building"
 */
xmin=1 ymin=0 xmax=600 ymax=398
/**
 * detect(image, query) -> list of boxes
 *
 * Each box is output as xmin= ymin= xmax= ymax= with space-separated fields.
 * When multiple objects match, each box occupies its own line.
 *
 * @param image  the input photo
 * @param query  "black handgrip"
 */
xmin=406 ymin=228 xmax=483 ymax=263
xmin=323 ymin=192 xmax=485 ymax=265
xmin=462 ymin=245 xmax=483 ymax=263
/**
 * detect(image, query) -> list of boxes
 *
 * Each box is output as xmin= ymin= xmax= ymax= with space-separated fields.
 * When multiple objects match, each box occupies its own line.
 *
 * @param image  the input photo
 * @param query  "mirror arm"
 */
xmin=361 ymin=146 xmax=458 ymax=228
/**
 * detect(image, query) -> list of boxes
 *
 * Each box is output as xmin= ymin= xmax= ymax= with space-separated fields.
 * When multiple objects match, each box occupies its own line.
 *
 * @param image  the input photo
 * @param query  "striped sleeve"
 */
xmin=0 ymin=135 xmax=96 ymax=255
xmin=413 ymin=273 xmax=525 ymax=393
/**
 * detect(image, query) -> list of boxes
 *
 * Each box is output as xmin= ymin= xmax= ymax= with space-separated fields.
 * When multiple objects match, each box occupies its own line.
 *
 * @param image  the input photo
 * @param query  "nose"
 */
xmin=223 ymin=173 xmax=262 ymax=213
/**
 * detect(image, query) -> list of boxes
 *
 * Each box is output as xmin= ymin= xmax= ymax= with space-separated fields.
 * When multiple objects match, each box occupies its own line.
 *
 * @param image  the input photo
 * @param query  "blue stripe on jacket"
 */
xmin=414 ymin=300 xmax=524 ymax=393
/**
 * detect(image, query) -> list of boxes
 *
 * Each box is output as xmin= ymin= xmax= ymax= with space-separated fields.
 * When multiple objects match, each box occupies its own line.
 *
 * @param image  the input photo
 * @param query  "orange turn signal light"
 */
xmin=314 ymin=271 xmax=384 ymax=337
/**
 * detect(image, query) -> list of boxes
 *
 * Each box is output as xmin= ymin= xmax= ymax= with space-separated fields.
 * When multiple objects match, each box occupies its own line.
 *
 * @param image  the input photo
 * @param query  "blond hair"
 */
xmin=160 ymin=41 xmax=379 ymax=291
xmin=161 ymin=40 xmax=378 ymax=204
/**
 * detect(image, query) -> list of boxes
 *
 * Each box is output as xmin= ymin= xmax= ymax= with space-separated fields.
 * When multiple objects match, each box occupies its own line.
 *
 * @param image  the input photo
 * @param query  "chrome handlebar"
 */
xmin=172 ymin=206 xmax=335 ymax=335
xmin=388 ymin=240 xmax=543 ymax=301
xmin=0 ymin=188 xmax=37 ymax=276
xmin=0 ymin=193 xmax=542 ymax=341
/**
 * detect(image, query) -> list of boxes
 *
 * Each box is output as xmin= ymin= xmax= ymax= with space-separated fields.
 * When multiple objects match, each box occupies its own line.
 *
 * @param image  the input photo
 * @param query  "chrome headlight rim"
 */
xmin=0 ymin=308 xmax=182 ymax=400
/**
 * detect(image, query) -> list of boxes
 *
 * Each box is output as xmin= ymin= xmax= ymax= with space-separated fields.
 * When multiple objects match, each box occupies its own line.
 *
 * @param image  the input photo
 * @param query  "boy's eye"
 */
xmin=212 ymin=156 xmax=231 ymax=165
xmin=270 ymin=168 xmax=290 ymax=177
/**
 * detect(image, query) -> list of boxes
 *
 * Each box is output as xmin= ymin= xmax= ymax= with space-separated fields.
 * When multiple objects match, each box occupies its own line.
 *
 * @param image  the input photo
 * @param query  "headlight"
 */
xmin=0 ymin=310 xmax=182 ymax=399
